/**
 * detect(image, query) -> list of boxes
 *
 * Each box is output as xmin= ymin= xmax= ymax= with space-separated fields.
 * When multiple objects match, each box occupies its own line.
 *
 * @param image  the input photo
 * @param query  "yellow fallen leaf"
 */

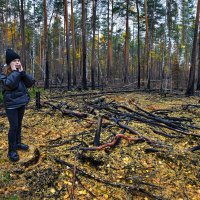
xmin=64 ymin=181 xmax=72 ymax=185
xmin=79 ymin=190 xmax=87 ymax=195
xmin=50 ymin=188 xmax=56 ymax=194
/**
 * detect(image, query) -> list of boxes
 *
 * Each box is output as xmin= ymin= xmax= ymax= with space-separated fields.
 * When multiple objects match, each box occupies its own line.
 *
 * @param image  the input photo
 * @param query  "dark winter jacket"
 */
xmin=0 ymin=70 xmax=35 ymax=109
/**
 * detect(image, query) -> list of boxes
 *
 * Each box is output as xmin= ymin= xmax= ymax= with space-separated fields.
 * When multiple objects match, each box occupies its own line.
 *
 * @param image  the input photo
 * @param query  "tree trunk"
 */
xmin=82 ymin=0 xmax=87 ymax=89
xmin=107 ymin=0 xmax=112 ymax=83
xmin=1 ymin=13 xmax=5 ymax=56
xmin=136 ymin=0 xmax=141 ymax=88
xmin=64 ymin=0 xmax=71 ymax=90
xmin=71 ymin=0 xmax=76 ymax=86
xmin=167 ymin=0 xmax=173 ymax=91
xmin=97 ymin=28 xmax=101 ymax=87
xmin=91 ymin=0 xmax=97 ymax=90
xmin=185 ymin=0 xmax=200 ymax=95
xmin=19 ymin=0 xmax=26 ymax=70
xmin=32 ymin=0 xmax=36 ymax=78
xmin=196 ymin=26 xmax=200 ymax=90
xmin=144 ymin=0 xmax=149 ymax=85
xmin=44 ymin=0 xmax=49 ymax=89
xmin=160 ymin=28 xmax=166 ymax=93
xmin=124 ymin=0 xmax=129 ymax=84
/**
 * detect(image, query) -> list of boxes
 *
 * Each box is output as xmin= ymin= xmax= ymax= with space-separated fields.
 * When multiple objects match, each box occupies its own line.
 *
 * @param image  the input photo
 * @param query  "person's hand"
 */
xmin=18 ymin=63 xmax=23 ymax=72
xmin=10 ymin=62 xmax=17 ymax=71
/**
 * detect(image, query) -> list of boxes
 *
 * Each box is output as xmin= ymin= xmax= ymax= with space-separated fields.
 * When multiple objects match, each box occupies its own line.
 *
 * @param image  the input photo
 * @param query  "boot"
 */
xmin=8 ymin=144 xmax=19 ymax=162
xmin=16 ymin=133 xmax=29 ymax=151
xmin=17 ymin=143 xmax=29 ymax=151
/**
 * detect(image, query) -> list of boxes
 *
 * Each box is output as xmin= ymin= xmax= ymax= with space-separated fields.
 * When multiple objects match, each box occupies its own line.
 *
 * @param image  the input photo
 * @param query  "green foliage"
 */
xmin=54 ymin=0 xmax=64 ymax=14
xmin=0 ymin=92 xmax=3 ymax=103
xmin=7 ymin=196 xmax=18 ymax=200
xmin=0 ymin=171 xmax=10 ymax=183
xmin=28 ymin=87 xmax=45 ymax=100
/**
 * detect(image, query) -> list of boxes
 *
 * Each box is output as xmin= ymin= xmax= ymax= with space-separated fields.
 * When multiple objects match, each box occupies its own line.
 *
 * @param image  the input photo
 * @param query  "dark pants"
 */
xmin=6 ymin=106 xmax=25 ymax=151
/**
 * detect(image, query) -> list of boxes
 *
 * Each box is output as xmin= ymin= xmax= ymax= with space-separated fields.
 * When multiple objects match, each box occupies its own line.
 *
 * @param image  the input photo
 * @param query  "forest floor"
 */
xmin=0 ymin=90 xmax=199 ymax=200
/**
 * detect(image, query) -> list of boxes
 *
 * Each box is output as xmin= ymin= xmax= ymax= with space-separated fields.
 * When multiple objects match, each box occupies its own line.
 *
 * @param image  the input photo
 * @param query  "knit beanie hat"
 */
xmin=6 ymin=49 xmax=20 ymax=65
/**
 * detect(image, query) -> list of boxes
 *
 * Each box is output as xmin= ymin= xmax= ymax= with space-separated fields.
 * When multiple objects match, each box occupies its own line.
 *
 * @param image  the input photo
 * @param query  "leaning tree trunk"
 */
xmin=185 ymin=0 xmax=200 ymax=95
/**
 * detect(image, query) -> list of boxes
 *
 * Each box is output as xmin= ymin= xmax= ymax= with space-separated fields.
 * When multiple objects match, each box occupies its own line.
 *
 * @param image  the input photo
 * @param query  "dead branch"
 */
xmin=78 ymin=134 xmax=145 ymax=151
xmin=23 ymin=148 xmax=40 ymax=168
xmin=61 ymin=109 xmax=88 ymax=118
xmin=189 ymin=145 xmax=200 ymax=152
xmin=43 ymin=101 xmax=88 ymax=118
xmin=131 ymin=104 xmax=189 ymax=131
xmin=119 ymin=104 xmax=200 ymax=137
xmin=182 ymin=104 xmax=200 ymax=109
xmin=145 ymin=148 xmax=160 ymax=153
xmin=54 ymin=157 xmax=164 ymax=200
xmin=152 ymin=129 xmax=184 ymax=139
xmin=94 ymin=116 xmax=103 ymax=146
xmin=75 ymin=176 xmax=97 ymax=198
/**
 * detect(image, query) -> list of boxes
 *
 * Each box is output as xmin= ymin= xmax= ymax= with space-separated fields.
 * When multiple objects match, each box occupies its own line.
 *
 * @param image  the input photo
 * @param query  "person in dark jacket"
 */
xmin=0 ymin=49 xmax=35 ymax=162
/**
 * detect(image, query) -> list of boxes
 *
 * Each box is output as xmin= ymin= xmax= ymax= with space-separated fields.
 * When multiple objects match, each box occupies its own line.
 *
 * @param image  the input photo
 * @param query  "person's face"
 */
xmin=10 ymin=59 xmax=21 ymax=68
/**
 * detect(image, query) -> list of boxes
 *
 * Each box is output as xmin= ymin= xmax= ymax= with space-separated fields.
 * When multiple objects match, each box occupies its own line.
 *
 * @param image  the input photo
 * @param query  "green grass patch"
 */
xmin=28 ymin=87 xmax=45 ymax=99
xmin=0 ymin=171 xmax=10 ymax=183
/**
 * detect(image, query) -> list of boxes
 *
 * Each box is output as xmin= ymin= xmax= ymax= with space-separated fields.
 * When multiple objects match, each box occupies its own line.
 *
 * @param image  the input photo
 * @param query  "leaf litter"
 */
xmin=0 ymin=91 xmax=199 ymax=199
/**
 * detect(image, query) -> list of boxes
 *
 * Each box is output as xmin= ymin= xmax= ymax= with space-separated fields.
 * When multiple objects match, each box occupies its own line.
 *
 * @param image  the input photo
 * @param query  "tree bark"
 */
xmin=91 ymin=0 xmax=97 ymax=90
xmin=144 ymin=0 xmax=149 ymax=85
xmin=197 ymin=27 xmax=200 ymax=90
xmin=107 ymin=0 xmax=113 ymax=83
xmin=136 ymin=0 xmax=141 ymax=88
xmin=124 ymin=0 xmax=129 ymax=84
xmin=71 ymin=0 xmax=77 ymax=86
xmin=44 ymin=0 xmax=49 ymax=89
xmin=19 ymin=0 xmax=26 ymax=70
xmin=82 ymin=0 xmax=87 ymax=89
xmin=185 ymin=0 xmax=200 ymax=95
xmin=32 ymin=0 xmax=36 ymax=78
xmin=64 ymin=0 xmax=71 ymax=90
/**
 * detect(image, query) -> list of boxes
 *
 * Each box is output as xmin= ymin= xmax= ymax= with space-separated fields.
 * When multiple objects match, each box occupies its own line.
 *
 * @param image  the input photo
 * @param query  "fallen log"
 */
xmin=132 ymin=104 xmax=189 ymax=132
